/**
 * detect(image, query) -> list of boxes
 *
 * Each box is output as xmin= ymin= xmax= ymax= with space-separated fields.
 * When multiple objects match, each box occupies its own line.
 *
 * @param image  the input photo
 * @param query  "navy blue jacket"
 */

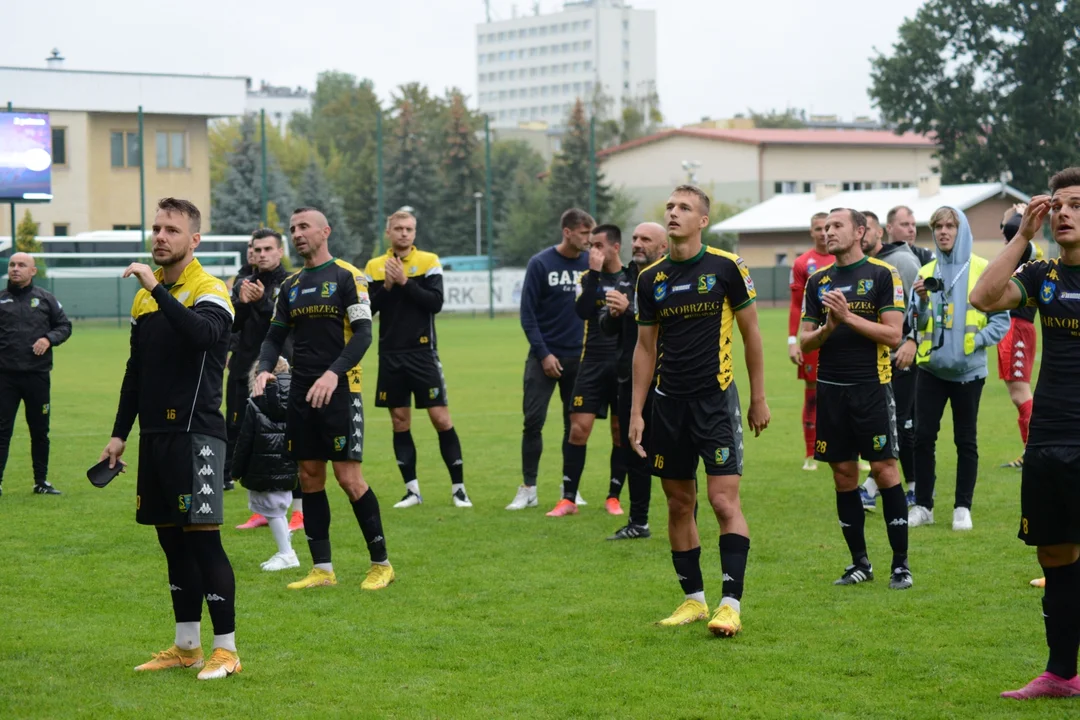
xmin=519 ymin=246 xmax=588 ymax=359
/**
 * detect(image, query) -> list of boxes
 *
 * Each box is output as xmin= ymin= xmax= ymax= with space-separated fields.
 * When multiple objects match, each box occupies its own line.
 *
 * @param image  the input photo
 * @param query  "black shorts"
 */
xmin=814 ymin=382 xmax=898 ymax=463
xmin=1019 ymin=446 xmax=1080 ymax=546
xmin=570 ymin=359 xmax=618 ymax=419
xmin=136 ymin=433 xmax=226 ymax=526
xmin=648 ymin=386 xmax=743 ymax=479
xmin=375 ymin=351 xmax=448 ymax=409
xmin=288 ymin=376 xmax=364 ymax=463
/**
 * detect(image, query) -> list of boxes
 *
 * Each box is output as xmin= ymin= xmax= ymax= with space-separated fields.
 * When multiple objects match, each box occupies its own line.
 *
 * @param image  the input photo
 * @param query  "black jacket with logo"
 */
xmin=0 ymin=282 xmax=72 ymax=373
xmin=231 ymin=264 xmax=292 ymax=374
xmin=598 ymin=265 xmax=639 ymax=383
xmin=232 ymin=372 xmax=298 ymax=492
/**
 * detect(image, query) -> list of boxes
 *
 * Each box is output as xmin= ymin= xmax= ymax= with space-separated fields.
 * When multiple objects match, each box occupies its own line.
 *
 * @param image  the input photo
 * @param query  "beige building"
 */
xmin=597 ymin=127 xmax=938 ymax=225
xmin=0 ymin=59 xmax=247 ymax=240
xmin=711 ymin=177 xmax=1030 ymax=267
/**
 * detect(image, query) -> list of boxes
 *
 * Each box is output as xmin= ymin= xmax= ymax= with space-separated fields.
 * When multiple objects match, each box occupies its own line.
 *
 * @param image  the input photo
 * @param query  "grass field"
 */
xmin=0 ymin=308 xmax=1070 ymax=719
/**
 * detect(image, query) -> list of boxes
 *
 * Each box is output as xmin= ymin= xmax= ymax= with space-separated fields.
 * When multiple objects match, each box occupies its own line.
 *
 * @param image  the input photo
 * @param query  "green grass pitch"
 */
xmin=0 ymin=309 xmax=1070 ymax=718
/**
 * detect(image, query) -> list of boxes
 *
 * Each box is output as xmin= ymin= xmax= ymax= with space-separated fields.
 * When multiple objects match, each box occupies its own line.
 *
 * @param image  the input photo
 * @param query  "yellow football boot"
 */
xmin=656 ymin=599 xmax=708 ymax=626
xmin=708 ymin=603 xmax=742 ymax=637
xmin=134 ymin=645 xmax=203 ymax=672
xmin=197 ymin=648 xmax=242 ymax=680
xmin=287 ymin=567 xmax=337 ymax=590
xmin=361 ymin=563 xmax=396 ymax=591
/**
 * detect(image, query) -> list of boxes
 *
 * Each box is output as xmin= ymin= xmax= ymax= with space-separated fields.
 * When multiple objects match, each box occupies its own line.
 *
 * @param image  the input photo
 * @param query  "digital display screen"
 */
xmin=0 ymin=112 xmax=53 ymax=202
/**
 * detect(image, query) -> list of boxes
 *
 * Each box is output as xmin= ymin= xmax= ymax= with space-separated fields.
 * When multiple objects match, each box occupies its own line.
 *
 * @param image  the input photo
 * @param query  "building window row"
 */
xmin=479 ymin=61 xmax=592 ymax=84
xmin=109 ymin=130 xmax=189 ymax=169
xmin=490 ymin=103 xmax=576 ymax=121
xmin=773 ymin=180 xmax=916 ymax=195
xmin=479 ymin=81 xmax=593 ymax=104
xmin=478 ymin=40 xmax=592 ymax=64
xmin=478 ymin=20 xmax=591 ymax=44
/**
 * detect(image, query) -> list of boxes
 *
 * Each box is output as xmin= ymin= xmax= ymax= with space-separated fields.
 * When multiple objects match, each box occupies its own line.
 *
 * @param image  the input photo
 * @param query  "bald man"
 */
xmin=0 ymin=252 xmax=71 ymax=496
xmin=599 ymin=222 xmax=668 ymax=539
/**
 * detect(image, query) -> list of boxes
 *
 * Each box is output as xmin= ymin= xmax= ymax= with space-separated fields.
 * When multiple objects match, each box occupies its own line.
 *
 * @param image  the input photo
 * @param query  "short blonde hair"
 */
xmin=386 ymin=210 xmax=416 ymax=230
xmin=248 ymin=357 xmax=289 ymax=394
xmin=929 ymin=207 xmax=959 ymax=229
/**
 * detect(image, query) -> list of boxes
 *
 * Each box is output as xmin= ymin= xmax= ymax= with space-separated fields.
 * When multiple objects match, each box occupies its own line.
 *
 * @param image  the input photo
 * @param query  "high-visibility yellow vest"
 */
xmin=915 ymin=255 xmax=990 ymax=363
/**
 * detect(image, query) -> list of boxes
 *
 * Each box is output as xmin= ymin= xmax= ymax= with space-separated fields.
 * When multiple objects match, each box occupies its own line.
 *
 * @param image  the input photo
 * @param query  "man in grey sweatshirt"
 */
xmin=906 ymin=206 xmax=1009 ymax=531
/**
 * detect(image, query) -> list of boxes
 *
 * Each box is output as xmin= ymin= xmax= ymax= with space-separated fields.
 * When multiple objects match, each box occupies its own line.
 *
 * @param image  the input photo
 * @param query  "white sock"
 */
xmin=292 ymin=496 xmax=303 ymax=512
xmin=452 ymin=482 xmax=465 ymax=494
xmin=314 ymin=562 xmax=333 ymax=572
xmin=405 ymin=479 xmax=420 ymax=495
xmin=720 ymin=596 xmax=741 ymax=613
xmin=212 ymin=632 xmax=236 ymax=652
xmin=862 ymin=476 xmax=879 ymax=497
xmin=373 ymin=559 xmax=391 ymax=566
xmin=267 ymin=516 xmax=292 ymax=555
xmin=686 ymin=591 xmax=706 ymax=604
xmin=175 ymin=621 xmax=200 ymax=650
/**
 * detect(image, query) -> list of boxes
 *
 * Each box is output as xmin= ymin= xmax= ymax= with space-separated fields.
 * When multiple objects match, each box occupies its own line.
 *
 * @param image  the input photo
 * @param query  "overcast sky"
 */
xmin=4 ymin=0 xmax=928 ymax=125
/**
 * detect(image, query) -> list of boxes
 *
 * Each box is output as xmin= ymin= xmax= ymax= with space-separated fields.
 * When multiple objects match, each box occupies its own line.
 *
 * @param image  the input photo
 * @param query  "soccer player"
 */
xmin=99 ymin=197 xmax=241 ymax=680
xmin=601 ymin=222 xmax=667 ymax=539
xmin=508 ymin=209 xmax=592 ymax=511
xmin=970 ymin=170 xmax=1080 ymax=700
xmin=0 ymin=252 xmax=71 ymax=496
xmin=364 ymin=210 xmax=470 ymax=509
xmin=858 ymin=209 xmax=922 ymax=510
xmin=630 ymin=185 xmax=770 ymax=637
xmin=788 ymin=213 xmax=833 ymax=471
xmin=800 ymin=208 xmax=912 ymax=591
xmin=997 ymin=204 xmax=1040 ymax=469
xmin=255 ymin=207 xmax=393 ymax=592
xmin=547 ymin=223 xmax=627 ymax=517
xmin=229 ymin=229 xmax=298 ymax=529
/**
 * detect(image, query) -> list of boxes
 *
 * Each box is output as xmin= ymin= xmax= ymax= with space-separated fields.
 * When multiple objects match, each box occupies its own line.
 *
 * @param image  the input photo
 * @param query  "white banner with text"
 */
xmin=441 ymin=269 xmax=527 ymax=312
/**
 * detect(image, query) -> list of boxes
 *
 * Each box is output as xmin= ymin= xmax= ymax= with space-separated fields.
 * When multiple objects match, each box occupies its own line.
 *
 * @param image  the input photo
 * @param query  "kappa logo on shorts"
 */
xmin=178 ymin=494 xmax=192 ymax=512
xmin=352 ymin=443 xmax=363 ymax=453
xmin=197 ymin=483 xmax=214 ymax=496
xmin=197 ymin=445 xmax=215 ymax=458
xmin=352 ymin=413 xmax=363 ymax=423
xmin=197 ymin=464 xmax=214 ymax=477
xmin=857 ymin=279 xmax=874 ymax=296
xmin=872 ymin=435 xmax=887 ymax=451
xmin=353 ymin=398 xmax=362 ymax=408
xmin=429 ymin=387 xmax=440 ymax=400
xmin=321 ymin=281 xmax=338 ymax=298
xmin=715 ymin=447 xmax=730 ymax=464
xmin=195 ymin=502 xmax=212 ymax=515
xmin=334 ymin=436 xmax=347 ymax=452
xmin=697 ymin=273 xmax=716 ymax=294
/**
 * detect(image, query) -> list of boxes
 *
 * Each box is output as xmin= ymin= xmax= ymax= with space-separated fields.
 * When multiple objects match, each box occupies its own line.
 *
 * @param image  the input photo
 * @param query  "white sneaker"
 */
xmin=261 ymin=550 xmax=300 ymax=572
xmin=952 ymin=507 xmax=973 ymax=531
xmin=394 ymin=490 xmax=423 ymax=508
xmin=575 ymin=491 xmax=588 ymax=506
xmin=908 ymin=505 xmax=934 ymax=527
xmin=452 ymin=487 xmax=473 ymax=508
xmin=506 ymin=485 xmax=538 ymax=510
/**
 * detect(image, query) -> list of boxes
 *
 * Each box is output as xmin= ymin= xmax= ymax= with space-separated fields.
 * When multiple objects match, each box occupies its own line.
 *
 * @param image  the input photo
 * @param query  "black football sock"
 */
xmin=627 ymin=463 xmax=651 ymax=527
xmin=393 ymin=430 xmax=418 ymax=486
xmin=156 ymin=526 xmax=203 ymax=624
xmin=352 ymin=488 xmax=388 ymax=563
xmin=437 ymin=427 xmax=465 ymax=485
xmin=608 ymin=445 xmax=627 ymax=499
xmin=719 ymin=534 xmax=750 ymax=601
xmin=836 ymin=490 xmax=869 ymax=566
xmin=302 ymin=489 xmax=332 ymax=566
xmin=879 ymin=484 xmax=909 ymax=569
xmin=671 ymin=547 xmax=704 ymax=596
xmin=561 ymin=442 xmax=587 ymax=501
xmin=1044 ymin=560 xmax=1080 ymax=680
xmin=184 ymin=530 xmax=236 ymax=637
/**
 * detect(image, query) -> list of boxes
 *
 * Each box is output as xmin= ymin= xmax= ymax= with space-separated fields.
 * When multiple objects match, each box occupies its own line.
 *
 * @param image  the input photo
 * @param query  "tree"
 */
xmin=548 ymin=99 xmax=614 ymax=225
xmin=437 ymin=90 xmax=484 ymax=257
xmin=385 ymin=96 xmax=441 ymax=252
xmin=748 ymin=108 xmax=807 ymax=129
xmin=15 ymin=210 xmax=46 ymax=277
xmin=296 ymin=158 xmax=354 ymax=262
xmin=869 ymin=1 xmax=1080 ymax=191
xmin=211 ymin=115 xmax=294 ymax=236
xmin=499 ymin=176 xmax=552 ymax=267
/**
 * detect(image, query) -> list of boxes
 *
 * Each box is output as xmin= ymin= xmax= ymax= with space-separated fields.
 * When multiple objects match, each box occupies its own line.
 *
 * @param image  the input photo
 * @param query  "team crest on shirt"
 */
xmin=288 ymin=286 xmax=299 ymax=303
xmin=857 ymin=279 xmax=874 ymax=296
xmin=872 ymin=435 xmax=887 ymax=452
xmin=697 ymin=274 xmax=716 ymax=294
xmin=808 ymin=261 xmax=818 ymax=274
xmin=321 ymin=281 xmax=338 ymax=298
xmin=1040 ymin=280 xmax=1056 ymax=305
xmin=818 ymin=282 xmax=831 ymax=301
xmin=178 ymin=494 xmax=192 ymax=512
xmin=715 ymin=447 xmax=730 ymax=464
xmin=30 ymin=298 xmax=39 ymax=308
xmin=654 ymin=281 xmax=668 ymax=302
xmin=334 ymin=436 xmax=347 ymax=451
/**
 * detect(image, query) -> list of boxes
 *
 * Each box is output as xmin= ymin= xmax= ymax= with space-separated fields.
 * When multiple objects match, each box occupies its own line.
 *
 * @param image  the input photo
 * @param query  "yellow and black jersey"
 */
xmin=1011 ymin=258 xmax=1080 ymax=446
xmin=364 ymin=246 xmax=443 ymax=353
xmin=111 ymin=258 xmax=234 ymax=441
xmin=270 ymin=258 xmax=371 ymax=387
xmin=635 ymin=245 xmax=756 ymax=399
xmin=576 ymin=268 xmax=630 ymax=361
xmin=802 ymin=257 xmax=904 ymax=385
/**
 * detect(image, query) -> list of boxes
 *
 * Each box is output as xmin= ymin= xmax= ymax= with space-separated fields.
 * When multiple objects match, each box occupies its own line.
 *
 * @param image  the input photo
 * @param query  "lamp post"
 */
xmin=474 ymin=191 xmax=484 ymax=256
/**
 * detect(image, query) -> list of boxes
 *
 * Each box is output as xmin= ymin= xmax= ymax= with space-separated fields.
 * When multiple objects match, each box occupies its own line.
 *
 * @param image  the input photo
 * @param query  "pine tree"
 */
xmin=296 ymin=158 xmax=353 ymax=262
xmin=385 ymin=98 xmax=441 ymax=252
xmin=437 ymin=91 xmax=484 ymax=257
xmin=15 ymin=210 xmax=46 ymax=277
xmin=211 ymin=115 xmax=294 ymax=236
xmin=548 ymin=99 xmax=613 ymax=227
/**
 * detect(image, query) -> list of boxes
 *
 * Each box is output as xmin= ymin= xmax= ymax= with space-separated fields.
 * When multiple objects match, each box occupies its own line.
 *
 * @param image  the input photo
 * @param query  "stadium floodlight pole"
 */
xmin=589 ymin=114 xmax=597 ymax=218
xmin=7 ymin=101 xmax=13 ymax=258
xmin=376 ymin=109 xmax=385 ymax=257
xmin=138 ymin=105 xmax=146 ymax=252
xmin=260 ymin=109 xmax=268 ymax=226
xmin=474 ymin=191 xmax=483 ymax=256
xmin=485 ymin=114 xmax=494 ymax=320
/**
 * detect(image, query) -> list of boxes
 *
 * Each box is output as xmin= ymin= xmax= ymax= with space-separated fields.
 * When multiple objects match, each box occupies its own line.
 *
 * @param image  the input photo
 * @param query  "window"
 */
xmin=530 ymin=68 xmax=537 ymax=77
xmin=509 ymin=70 xmax=516 ymax=80
xmin=584 ymin=61 xmax=592 ymax=71
xmin=561 ymin=43 xmax=569 ymax=52
xmin=156 ymin=131 xmax=186 ymax=169
xmin=510 ymin=109 xmax=518 ymax=118
xmin=479 ymin=55 xmax=485 ymax=65
xmin=549 ymin=24 xmax=557 ymax=34
xmin=623 ymin=40 xmax=630 ymax=52
xmin=573 ymin=62 xmax=581 ymax=72
xmin=53 ymin=223 xmax=69 ymax=237
xmin=509 ymin=89 xmax=517 ymax=99
xmin=540 ymin=66 xmax=547 ymax=76
xmin=110 ymin=131 xmax=140 ymax=168
xmin=622 ymin=20 xmax=629 ymax=30
xmin=585 ymin=81 xmax=593 ymax=93
xmin=573 ymin=82 xmax=582 ymax=94
xmin=51 ymin=127 xmax=67 ymax=166
xmin=572 ymin=21 xmax=581 ymax=31
xmin=487 ymin=33 xmax=495 ymax=42
xmin=478 ymin=35 xmax=484 ymax=45
xmin=530 ymin=87 xmax=539 ymax=97
xmin=803 ymin=182 xmax=813 ymax=193
xmin=499 ymin=51 xmax=506 ymax=61
xmin=584 ymin=40 xmax=592 ymax=51
xmin=498 ymin=110 xmax=506 ymax=120
xmin=529 ymin=27 xmax=537 ymax=37
xmin=530 ymin=47 xmax=537 ymax=57
xmin=540 ymin=46 xmax=548 ymax=55
xmin=499 ymin=91 xmax=507 ymax=100
xmin=623 ymin=60 xmax=630 ymax=71
xmin=498 ymin=31 xmax=505 ymax=41
xmin=541 ymin=86 xmax=549 ymax=97
xmin=583 ymin=20 xmax=591 ymax=30
xmin=560 ymin=22 xmax=568 ymax=32
xmin=573 ymin=41 xmax=581 ymax=51
xmin=113 ymin=224 xmax=141 ymax=231
xmin=509 ymin=50 xmax=517 ymax=60
xmin=539 ymin=26 xmax=547 ymax=36
xmin=562 ymin=63 xmax=569 ymax=73
xmin=498 ymin=71 xmax=506 ymax=80
xmin=562 ymin=83 xmax=571 ymax=95
xmin=551 ymin=44 xmax=558 ymax=54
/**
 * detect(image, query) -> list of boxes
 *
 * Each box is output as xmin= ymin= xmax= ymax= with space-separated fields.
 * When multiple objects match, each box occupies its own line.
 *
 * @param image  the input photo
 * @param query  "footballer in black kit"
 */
xmin=972 ymin=169 xmax=1080 ymax=700
xmin=364 ymin=210 xmax=470 ymax=509
xmin=256 ymin=206 xmax=394 ymax=593
xmin=631 ymin=185 xmax=770 ymax=637
xmin=800 ymin=208 xmax=911 ymax=591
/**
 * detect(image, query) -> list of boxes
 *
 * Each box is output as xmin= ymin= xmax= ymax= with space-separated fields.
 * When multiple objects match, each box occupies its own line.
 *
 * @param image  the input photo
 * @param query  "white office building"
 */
xmin=476 ymin=0 xmax=657 ymax=128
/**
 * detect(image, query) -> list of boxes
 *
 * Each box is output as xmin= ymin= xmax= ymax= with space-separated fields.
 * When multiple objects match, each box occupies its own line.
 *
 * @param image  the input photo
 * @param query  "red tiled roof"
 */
xmin=597 ymin=127 xmax=935 ymax=158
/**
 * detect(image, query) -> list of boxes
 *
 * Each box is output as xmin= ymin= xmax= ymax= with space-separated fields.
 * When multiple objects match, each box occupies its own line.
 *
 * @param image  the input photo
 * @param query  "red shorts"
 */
xmin=998 ymin=318 xmax=1036 ymax=382
xmin=798 ymin=349 xmax=820 ymax=383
